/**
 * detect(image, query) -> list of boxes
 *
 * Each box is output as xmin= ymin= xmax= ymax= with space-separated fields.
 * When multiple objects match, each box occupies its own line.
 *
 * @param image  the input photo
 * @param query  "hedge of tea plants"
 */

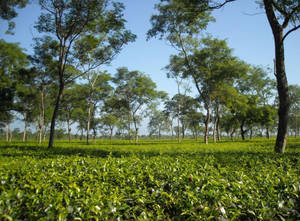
xmin=0 ymin=139 xmax=299 ymax=220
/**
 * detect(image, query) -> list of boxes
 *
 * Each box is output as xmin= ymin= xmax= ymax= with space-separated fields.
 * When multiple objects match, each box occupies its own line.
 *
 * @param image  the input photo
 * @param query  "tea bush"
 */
xmin=0 ymin=138 xmax=299 ymax=220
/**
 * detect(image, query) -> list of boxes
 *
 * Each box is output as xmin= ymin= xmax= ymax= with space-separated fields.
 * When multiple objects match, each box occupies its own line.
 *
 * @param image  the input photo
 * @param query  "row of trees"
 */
xmin=145 ymin=0 xmax=300 ymax=153
xmin=2 ymin=35 xmax=300 ymax=144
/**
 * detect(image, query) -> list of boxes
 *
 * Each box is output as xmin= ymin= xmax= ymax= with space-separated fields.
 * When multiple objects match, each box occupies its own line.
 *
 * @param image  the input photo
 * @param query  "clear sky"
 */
xmin=1 ymin=0 xmax=299 ymax=97
xmin=1 ymin=0 xmax=299 ymax=134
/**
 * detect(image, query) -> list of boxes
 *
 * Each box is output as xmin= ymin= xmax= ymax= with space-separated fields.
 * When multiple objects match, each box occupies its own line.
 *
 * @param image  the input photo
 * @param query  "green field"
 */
xmin=0 ymin=139 xmax=299 ymax=220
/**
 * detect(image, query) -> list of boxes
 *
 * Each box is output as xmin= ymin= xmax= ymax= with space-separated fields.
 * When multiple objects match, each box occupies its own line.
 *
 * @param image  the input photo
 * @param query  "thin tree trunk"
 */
xmin=86 ymin=103 xmax=92 ymax=145
xmin=23 ymin=120 xmax=28 ymax=142
xmin=128 ymin=112 xmax=131 ymax=143
xmin=266 ymin=126 xmax=270 ymax=139
xmin=93 ymin=127 xmax=96 ymax=144
xmin=217 ymin=118 xmax=221 ymax=141
xmin=177 ymin=115 xmax=180 ymax=143
xmin=158 ymin=127 xmax=161 ymax=140
xmin=230 ymin=128 xmax=235 ymax=141
xmin=48 ymin=83 xmax=64 ymax=148
xmin=110 ymin=127 xmax=113 ymax=141
xmin=204 ymin=106 xmax=210 ymax=144
xmin=213 ymin=105 xmax=219 ymax=143
xmin=240 ymin=121 xmax=247 ymax=141
xmin=181 ymin=122 xmax=185 ymax=139
xmin=43 ymin=124 xmax=48 ymax=141
xmin=135 ymin=128 xmax=139 ymax=143
xmin=38 ymin=90 xmax=45 ymax=144
xmin=9 ymin=127 xmax=12 ymax=142
xmin=80 ymin=128 xmax=83 ymax=140
xmin=263 ymin=0 xmax=290 ymax=153
xmin=170 ymin=119 xmax=174 ymax=139
xmin=67 ymin=119 xmax=71 ymax=143
xmin=133 ymin=116 xmax=139 ymax=144
xmin=192 ymin=129 xmax=195 ymax=140
xmin=6 ymin=124 xmax=9 ymax=142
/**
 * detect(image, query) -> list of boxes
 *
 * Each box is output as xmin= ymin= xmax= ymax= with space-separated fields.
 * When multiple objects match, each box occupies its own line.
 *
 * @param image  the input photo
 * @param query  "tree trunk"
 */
xmin=6 ymin=124 xmax=9 ymax=142
xmin=67 ymin=119 xmax=71 ymax=143
xmin=128 ymin=113 xmax=131 ymax=143
xmin=217 ymin=119 xmax=221 ymax=141
xmin=250 ymin=128 xmax=253 ymax=139
xmin=266 ymin=126 xmax=270 ymax=139
xmin=204 ymin=107 xmax=210 ymax=144
xmin=240 ymin=120 xmax=246 ymax=141
xmin=213 ymin=105 xmax=219 ymax=143
xmin=93 ymin=127 xmax=96 ymax=144
xmin=192 ymin=129 xmax=195 ymax=140
xmin=48 ymin=83 xmax=64 ymax=148
xmin=181 ymin=122 xmax=185 ymax=139
xmin=230 ymin=128 xmax=235 ymax=141
xmin=80 ymin=128 xmax=83 ymax=140
xmin=43 ymin=125 xmax=47 ymax=141
xmin=158 ymin=128 xmax=161 ymax=140
xmin=86 ymin=103 xmax=92 ymax=145
xmin=177 ymin=116 xmax=180 ymax=143
xmin=23 ymin=120 xmax=28 ymax=142
xmin=170 ymin=119 xmax=174 ymax=138
xmin=38 ymin=90 xmax=45 ymax=144
xmin=9 ymin=127 xmax=12 ymax=142
xmin=132 ymin=114 xmax=139 ymax=144
xmin=110 ymin=127 xmax=113 ymax=141
xmin=263 ymin=0 xmax=289 ymax=153
xmin=135 ymin=128 xmax=139 ymax=143
xmin=38 ymin=125 xmax=42 ymax=144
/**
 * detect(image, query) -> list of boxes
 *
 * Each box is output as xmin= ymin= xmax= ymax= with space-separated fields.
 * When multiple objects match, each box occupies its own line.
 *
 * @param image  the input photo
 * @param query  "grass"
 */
xmin=0 ymin=138 xmax=299 ymax=220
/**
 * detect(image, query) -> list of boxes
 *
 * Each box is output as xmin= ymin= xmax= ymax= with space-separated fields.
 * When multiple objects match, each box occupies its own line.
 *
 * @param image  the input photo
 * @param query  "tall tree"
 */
xmin=14 ymin=68 xmax=39 ymax=142
xmin=0 ymin=40 xmax=29 ymax=139
xmin=35 ymin=0 xmax=136 ymax=148
xmin=31 ymin=37 xmax=58 ymax=143
xmin=83 ymin=71 xmax=112 ymax=145
xmin=168 ymin=0 xmax=300 ymax=151
xmin=288 ymin=84 xmax=300 ymax=137
xmin=165 ymin=37 xmax=244 ymax=143
xmin=113 ymin=67 xmax=166 ymax=143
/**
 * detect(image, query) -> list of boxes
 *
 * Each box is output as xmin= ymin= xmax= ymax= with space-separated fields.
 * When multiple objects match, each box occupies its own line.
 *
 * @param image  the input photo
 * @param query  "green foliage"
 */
xmin=0 ymin=0 xmax=28 ymax=34
xmin=147 ymin=0 xmax=214 ymax=41
xmin=0 ymin=139 xmax=299 ymax=220
xmin=0 ymin=40 xmax=29 ymax=124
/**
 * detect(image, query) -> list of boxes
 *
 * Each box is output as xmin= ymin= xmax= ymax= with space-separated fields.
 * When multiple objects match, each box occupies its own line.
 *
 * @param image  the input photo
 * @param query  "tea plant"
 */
xmin=0 ymin=138 xmax=299 ymax=220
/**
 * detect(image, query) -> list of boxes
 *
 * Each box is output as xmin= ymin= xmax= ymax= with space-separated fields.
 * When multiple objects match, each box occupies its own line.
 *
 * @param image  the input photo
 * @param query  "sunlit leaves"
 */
xmin=0 ymin=139 xmax=299 ymax=219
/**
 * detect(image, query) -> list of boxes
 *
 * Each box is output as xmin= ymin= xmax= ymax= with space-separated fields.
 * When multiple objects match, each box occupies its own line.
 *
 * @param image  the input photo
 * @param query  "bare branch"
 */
xmin=208 ymin=0 xmax=237 ymax=10
xmin=282 ymin=24 xmax=300 ymax=42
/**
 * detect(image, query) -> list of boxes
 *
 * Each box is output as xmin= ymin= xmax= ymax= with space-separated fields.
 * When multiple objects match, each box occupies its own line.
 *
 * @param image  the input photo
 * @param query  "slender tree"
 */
xmin=35 ymin=0 xmax=135 ymax=148
xmin=169 ymin=0 xmax=300 ymax=151
xmin=114 ymin=67 xmax=166 ymax=143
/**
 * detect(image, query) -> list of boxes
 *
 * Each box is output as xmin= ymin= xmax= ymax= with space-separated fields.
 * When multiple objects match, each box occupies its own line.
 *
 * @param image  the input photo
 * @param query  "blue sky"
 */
xmin=1 ymin=0 xmax=299 ymax=97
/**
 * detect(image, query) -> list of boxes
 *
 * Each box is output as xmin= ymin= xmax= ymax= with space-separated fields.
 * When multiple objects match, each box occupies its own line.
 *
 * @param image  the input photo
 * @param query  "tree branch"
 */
xmin=282 ymin=24 xmax=300 ymax=42
xmin=208 ymin=0 xmax=236 ymax=10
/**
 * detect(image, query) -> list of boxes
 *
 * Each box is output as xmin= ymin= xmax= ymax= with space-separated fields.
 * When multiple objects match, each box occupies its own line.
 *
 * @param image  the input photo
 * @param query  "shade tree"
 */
xmin=35 ymin=0 xmax=136 ymax=148
xmin=113 ymin=67 xmax=167 ymax=143
xmin=161 ymin=0 xmax=300 ymax=152
xmin=81 ymin=71 xmax=112 ymax=145
xmin=288 ymin=84 xmax=300 ymax=136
